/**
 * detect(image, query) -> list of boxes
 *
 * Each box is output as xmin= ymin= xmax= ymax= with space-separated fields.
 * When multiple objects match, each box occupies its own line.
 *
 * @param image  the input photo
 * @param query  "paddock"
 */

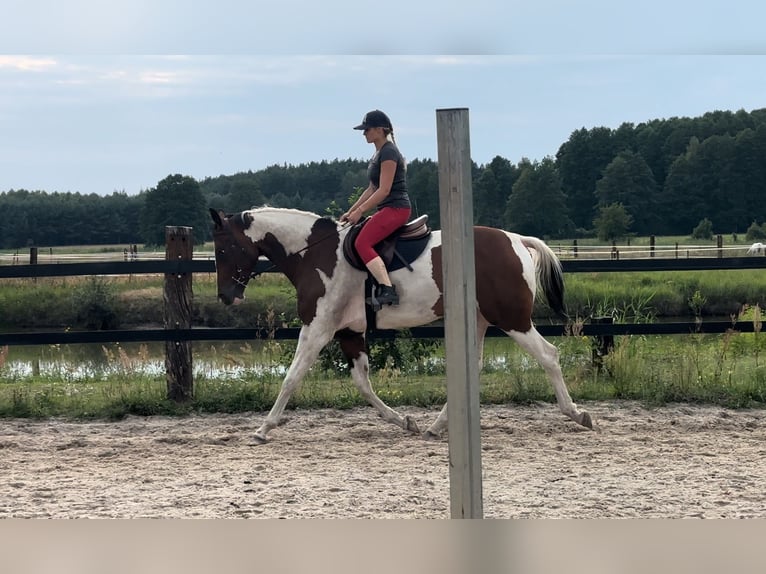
xmin=2 ymin=400 xmax=764 ymax=518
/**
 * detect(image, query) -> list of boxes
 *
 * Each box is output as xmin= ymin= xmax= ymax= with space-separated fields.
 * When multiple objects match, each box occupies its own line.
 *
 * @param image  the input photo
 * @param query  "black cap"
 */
xmin=353 ymin=109 xmax=392 ymax=130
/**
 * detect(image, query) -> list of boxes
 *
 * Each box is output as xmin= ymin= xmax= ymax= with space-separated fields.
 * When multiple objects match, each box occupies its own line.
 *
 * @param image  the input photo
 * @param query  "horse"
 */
xmin=209 ymin=206 xmax=593 ymax=443
xmin=747 ymin=242 xmax=765 ymax=255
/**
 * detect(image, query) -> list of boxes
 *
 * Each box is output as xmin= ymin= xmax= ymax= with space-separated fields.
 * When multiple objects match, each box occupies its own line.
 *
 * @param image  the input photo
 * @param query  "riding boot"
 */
xmin=375 ymin=284 xmax=399 ymax=306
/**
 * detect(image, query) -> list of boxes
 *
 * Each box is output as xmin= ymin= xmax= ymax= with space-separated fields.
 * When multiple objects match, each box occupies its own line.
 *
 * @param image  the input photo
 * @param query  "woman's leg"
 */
xmin=355 ymin=207 xmax=411 ymax=305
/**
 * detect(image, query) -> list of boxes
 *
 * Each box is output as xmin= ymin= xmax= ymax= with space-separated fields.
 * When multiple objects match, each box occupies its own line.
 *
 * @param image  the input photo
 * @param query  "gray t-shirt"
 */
xmin=367 ymin=141 xmax=410 ymax=209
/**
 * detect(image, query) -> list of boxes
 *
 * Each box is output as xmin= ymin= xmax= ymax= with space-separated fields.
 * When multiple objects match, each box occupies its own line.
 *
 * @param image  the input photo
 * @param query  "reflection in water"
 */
xmin=0 ymin=338 xmax=578 ymax=382
xmin=1 ymin=341 xmax=292 ymax=380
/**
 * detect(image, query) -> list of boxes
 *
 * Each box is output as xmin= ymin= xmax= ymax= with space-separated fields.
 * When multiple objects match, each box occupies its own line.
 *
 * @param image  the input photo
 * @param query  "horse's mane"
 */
xmin=246 ymin=205 xmax=325 ymax=221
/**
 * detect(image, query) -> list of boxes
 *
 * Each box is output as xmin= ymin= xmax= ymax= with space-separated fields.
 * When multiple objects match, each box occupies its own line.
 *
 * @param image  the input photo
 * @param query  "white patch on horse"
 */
xmin=507 ymin=232 xmax=537 ymax=297
xmin=242 ymin=207 xmax=316 ymax=256
xmin=376 ymin=232 xmax=442 ymax=330
xmin=313 ymin=266 xmax=364 ymax=330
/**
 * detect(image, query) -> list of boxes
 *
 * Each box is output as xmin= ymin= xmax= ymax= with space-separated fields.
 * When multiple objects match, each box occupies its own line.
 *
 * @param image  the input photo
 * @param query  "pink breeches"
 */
xmin=355 ymin=207 xmax=412 ymax=264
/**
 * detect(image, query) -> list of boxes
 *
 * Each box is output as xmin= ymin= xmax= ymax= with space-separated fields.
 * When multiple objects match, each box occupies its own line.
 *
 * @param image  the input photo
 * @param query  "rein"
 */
xmin=232 ymin=219 xmax=354 ymax=286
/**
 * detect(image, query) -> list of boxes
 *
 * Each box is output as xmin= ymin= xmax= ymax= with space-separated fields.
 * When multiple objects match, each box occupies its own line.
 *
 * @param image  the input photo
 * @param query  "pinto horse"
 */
xmin=210 ymin=207 xmax=592 ymax=443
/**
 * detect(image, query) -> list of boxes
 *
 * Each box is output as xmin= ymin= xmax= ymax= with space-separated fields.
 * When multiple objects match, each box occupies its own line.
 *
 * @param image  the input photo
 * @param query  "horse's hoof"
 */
xmin=404 ymin=415 xmax=420 ymax=434
xmin=579 ymin=412 xmax=594 ymax=430
xmin=422 ymin=430 xmax=441 ymax=441
xmin=247 ymin=434 xmax=270 ymax=446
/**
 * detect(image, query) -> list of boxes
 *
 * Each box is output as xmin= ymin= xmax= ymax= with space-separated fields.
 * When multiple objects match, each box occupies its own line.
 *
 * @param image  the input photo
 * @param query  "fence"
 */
xmin=2 ymin=229 xmax=766 ymax=400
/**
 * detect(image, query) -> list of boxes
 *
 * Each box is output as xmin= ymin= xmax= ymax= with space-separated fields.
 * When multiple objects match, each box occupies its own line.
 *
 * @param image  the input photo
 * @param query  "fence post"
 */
xmin=650 ymin=235 xmax=655 ymax=258
xmin=591 ymin=316 xmax=615 ymax=371
xmin=573 ymin=239 xmax=578 ymax=259
xmin=164 ymin=226 xmax=194 ymax=402
xmin=436 ymin=107 xmax=483 ymax=519
xmin=717 ymin=235 xmax=723 ymax=258
xmin=29 ymin=247 xmax=38 ymax=265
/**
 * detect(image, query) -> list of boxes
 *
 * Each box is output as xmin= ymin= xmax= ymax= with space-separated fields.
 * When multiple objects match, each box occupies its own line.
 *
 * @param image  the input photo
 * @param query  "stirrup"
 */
xmin=366 ymin=284 xmax=398 ymax=311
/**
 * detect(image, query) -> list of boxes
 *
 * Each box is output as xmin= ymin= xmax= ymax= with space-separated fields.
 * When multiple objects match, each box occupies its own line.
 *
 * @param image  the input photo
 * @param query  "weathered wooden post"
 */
xmin=436 ymin=107 xmax=483 ymax=519
xmin=164 ymin=226 xmax=193 ymax=402
xmin=717 ymin=234 xmax=723 ymax=258
xmin=591 ymin=316 xmax=615 ymax=371
xmin=29 ymin=247 xmax=38 ymax=265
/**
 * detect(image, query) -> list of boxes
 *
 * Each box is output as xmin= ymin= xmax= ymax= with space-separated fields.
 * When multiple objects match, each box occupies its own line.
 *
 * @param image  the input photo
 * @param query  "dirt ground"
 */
xmin=2 ymin=400 xmax=765 ymax=519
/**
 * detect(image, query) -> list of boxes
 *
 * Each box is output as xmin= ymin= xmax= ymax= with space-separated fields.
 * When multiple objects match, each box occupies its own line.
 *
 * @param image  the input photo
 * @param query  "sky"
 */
xmin=1 ymin=1 xmax=765 ymax=197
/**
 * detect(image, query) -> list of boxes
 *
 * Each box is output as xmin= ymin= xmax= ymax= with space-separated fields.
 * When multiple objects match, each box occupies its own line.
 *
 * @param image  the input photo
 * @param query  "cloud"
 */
xmin=0 ymin=56 xmax=57 ymax=71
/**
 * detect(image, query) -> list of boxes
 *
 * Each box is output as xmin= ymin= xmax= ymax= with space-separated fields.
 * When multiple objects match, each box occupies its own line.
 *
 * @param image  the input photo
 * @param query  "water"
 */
xmin=0 ymin=340 xmax=292 ymax=381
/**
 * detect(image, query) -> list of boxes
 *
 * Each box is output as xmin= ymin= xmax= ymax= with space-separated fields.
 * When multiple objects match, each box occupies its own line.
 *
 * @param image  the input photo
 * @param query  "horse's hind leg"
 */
xmin=423 ymin=316 xmax=490 ymax=440
xmin=337 ymin=330 xmax=420 ymax=434
xmin=507 ymin=327 xmax=593 ymax=429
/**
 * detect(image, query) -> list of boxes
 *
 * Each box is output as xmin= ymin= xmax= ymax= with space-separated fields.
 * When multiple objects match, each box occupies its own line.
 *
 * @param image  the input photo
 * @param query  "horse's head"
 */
xmin=210 ymin=208 xmax=260 ymax=305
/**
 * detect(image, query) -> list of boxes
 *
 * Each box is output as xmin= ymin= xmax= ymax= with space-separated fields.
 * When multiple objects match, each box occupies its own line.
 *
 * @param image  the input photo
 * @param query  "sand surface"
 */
xmin=2 ymin=401 xmax=765 ymax=518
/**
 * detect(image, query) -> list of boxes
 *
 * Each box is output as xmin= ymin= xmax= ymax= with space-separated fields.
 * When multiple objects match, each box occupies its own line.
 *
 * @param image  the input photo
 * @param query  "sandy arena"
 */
xmin=2 ymin=400 xmax=765 ymax=518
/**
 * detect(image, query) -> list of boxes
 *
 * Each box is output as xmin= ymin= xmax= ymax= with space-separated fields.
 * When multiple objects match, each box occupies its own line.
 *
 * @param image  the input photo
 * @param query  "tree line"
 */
xmin=1 ymin=107 xmax=765 ymax=249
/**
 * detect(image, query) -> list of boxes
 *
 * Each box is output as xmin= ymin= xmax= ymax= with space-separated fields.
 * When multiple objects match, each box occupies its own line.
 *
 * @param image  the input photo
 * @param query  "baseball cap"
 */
xmin=353 ymin=109 xmax=393 ymax=130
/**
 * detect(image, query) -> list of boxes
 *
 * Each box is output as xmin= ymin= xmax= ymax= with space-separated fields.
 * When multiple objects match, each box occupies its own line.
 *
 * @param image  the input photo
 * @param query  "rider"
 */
xmin=340 ymin=110 xmax=411 ymax=307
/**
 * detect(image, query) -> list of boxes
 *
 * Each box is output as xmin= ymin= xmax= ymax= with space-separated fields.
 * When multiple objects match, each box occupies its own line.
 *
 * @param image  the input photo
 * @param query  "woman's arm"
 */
xmin=340 ymin=184 xmax=376 ymax=222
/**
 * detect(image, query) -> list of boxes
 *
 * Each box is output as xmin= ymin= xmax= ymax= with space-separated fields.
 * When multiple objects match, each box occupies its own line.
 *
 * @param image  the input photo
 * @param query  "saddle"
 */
xmin=342 ymin=214 xmax=431 ymax=273
xmin=343 ymin=214 xmax=431 ymax=324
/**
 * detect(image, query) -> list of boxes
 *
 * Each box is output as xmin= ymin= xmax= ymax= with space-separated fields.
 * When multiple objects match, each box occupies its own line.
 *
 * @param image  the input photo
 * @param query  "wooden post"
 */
xmin=573 ymin=239 xmax=578 ymax=259
xmin=717 ymin=234 xmax=723 ymax=258
xmin=436 ymin=108 xmax=483 ymax=519
xmin=650 ymin=235 xmax=655 ymax=258
xmin=164 ymin=226 xmax=193 ymax=402
xmin=29 ymin=247 xmax=38 ymax=284
xmin=591 ymin=316 xmax=615 ymax=371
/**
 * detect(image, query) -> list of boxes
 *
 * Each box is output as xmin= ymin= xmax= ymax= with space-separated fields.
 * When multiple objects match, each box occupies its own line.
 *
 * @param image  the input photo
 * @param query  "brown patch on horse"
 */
xmin=257 ymin=217 xmax=339 ymax=324
xmin=430 ymin=227 xmax=534 ymax=333
xmin=335 ymin=328 xmax=367 ymax=369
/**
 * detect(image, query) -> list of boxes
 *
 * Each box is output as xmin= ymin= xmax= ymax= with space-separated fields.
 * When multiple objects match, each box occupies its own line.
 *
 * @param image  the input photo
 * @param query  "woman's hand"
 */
xmin=340 ymin=207 xmax=363 ymax=224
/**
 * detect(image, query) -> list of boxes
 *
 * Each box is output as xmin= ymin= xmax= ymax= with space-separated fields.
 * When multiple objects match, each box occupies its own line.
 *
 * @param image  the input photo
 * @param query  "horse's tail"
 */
xmin=520 ymin=235 xmax=568 ymax=321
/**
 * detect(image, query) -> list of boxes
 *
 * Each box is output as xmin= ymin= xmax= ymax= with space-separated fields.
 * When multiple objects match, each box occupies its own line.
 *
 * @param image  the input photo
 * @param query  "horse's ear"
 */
xmin=210 ymin=208 xmax=225 ymax=228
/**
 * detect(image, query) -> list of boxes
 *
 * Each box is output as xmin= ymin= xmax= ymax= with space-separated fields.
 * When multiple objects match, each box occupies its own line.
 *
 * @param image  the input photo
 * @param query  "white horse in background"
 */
xmin=747 ymin=242 xmax=765 ymax=255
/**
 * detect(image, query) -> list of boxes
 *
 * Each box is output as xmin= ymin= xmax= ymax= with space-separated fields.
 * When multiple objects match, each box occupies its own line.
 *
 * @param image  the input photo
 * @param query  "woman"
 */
xmin=340 ymin=109 xmax=411 ymax=307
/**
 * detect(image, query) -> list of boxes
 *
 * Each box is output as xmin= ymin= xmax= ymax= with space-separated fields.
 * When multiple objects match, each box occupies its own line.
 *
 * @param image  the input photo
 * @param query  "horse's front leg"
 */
xmin=252 ymin=324 xmax=333 ymax=444
xmin=336 ymin=330 xmax=420 ymax=435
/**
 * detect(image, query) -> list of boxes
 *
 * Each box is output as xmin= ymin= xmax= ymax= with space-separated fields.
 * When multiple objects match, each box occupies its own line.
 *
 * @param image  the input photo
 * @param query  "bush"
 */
xmin=71 ymin=276 xmax=120 ymax=329
xmin=691 ymin=218 xmax=713 ymax=240
xmin=745 ymin=221 xmax=766 ymax=241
